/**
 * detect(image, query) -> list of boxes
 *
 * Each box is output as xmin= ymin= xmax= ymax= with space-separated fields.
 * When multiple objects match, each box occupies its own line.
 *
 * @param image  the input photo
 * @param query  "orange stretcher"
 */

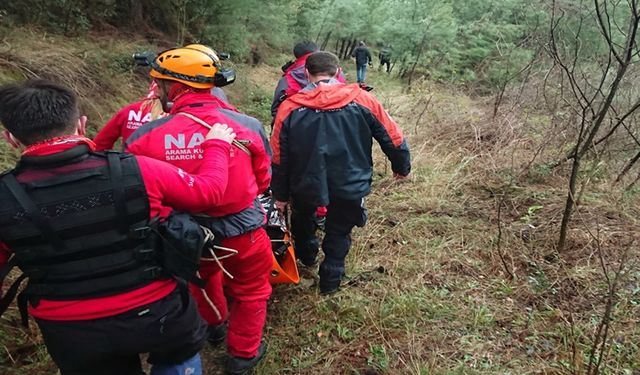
xmin=259 ymin=193 xmax=299 ymax=284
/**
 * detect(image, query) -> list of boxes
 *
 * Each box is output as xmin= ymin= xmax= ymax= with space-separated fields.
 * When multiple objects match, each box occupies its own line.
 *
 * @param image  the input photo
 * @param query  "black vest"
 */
xmin=0 ymin=145 xmax=166 ymax=302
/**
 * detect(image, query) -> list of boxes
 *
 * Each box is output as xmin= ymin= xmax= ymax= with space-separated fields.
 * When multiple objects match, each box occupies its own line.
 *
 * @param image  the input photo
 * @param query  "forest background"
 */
xmin=0 ymin=0 xmax=639 ymax=374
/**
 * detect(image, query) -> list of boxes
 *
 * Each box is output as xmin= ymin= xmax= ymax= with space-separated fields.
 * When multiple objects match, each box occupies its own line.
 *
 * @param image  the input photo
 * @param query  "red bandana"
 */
xmin=23 ymin=135 xmax=97 ymax=156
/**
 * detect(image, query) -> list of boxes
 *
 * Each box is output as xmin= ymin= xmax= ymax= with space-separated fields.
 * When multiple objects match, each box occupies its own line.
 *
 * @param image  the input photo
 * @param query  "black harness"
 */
xmin=0 ymin=146 xmax=205 ymax=325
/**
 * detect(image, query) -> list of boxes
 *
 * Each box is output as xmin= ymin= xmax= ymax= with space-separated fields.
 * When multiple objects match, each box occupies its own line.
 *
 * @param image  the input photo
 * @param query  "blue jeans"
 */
xmin=356 ymin=64 xmax=367 ymax=83
xmin=151 ymin=354 xmax=202 ymax=375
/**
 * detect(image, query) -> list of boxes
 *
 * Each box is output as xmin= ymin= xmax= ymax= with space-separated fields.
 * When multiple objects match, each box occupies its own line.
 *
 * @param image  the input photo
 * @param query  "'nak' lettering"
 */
xmin=128 ymin=110 xmax=152 ymax=123
xmin=164 ymin=133 xmax=205 ymax=149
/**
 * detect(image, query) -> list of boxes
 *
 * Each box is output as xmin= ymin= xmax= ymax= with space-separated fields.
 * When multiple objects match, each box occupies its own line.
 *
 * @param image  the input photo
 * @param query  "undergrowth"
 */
xmin=0 ymin=27 xmax=638 ymax=375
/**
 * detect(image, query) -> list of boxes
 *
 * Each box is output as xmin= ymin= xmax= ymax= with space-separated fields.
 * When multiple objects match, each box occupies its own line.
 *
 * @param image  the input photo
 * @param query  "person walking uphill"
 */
xmin=0 ymin=79 xmax=236 ymax=375
xmin=271 ymin=40 xmax=346 ymax=119
xmin=93 ymin=81 xmax=165 ymax=151
xmin=271 ymin=52 xmax=411 ymax=294
xmin=94 ymin=46 xmax=233 ymax=152
xmin=351 ymin=41 xmax=372 ymax=83
xmin=379 ymin=45 xmax=392 ymax=73
xmin=125 ymin=44 xmax=272 ymax=375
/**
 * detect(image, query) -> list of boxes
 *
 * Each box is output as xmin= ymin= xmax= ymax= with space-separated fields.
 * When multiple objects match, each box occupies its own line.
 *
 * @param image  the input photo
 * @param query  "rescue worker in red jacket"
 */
xmin=125 ymin=45 xmax=272 ymax=375
xmin=0 ymin=79 xmax=236 ymax=375
xmin=94 ymin=80 xmax=230 ymax=151
xmin=93 ymin=81 xmax=165 ymax=150
xmin=271 ymin=40 xmax=346 ymax=119
xmin=271 ymin=52 xmax=411 ymax=294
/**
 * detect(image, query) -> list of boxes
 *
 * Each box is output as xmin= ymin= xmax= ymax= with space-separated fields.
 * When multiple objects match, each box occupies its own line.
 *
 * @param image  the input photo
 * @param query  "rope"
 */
xmin=196 ymin=270 xmax=222 ymax=321
xmin=199 ymin=226 xmax=238 ymax=279
xmin=176 ymin=112 xmax=252 ymax=156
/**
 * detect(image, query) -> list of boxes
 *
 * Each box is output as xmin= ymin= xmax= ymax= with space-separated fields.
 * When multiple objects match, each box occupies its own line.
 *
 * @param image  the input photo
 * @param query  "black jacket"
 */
xmin=270 ymin=81 xmax=411 ymax=207
xmin=351 ymin=46 xmax=372 ymax=66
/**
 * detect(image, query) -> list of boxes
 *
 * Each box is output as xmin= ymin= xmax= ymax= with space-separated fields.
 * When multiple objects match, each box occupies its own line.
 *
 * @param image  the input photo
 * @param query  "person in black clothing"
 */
xmin=0 ymin=80 xmax=235 ymax=375
xmin=270 ymin=52 xmax=411 ymax=294
xmin=379 ymin=46 xmax=392 ymax=73
xmin=351 ymin=41 xmax=372 ymax=83
xmin=271 ymin=40 xmax=319 ymax=119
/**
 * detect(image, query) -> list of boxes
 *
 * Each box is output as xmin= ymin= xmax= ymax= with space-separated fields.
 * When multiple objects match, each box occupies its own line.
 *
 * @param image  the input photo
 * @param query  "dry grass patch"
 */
xmin=0 ymin=32 xmax=638 ymax=374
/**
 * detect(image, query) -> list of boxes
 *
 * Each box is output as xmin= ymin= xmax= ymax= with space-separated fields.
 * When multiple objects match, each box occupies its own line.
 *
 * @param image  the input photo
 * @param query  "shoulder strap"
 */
xmin=106 ymin=152 xmax=129 ymax=234
xmin=0 ymin=255 xmax=16 ymax=289
xmin=176 ymin=112 xmax=252 ymax=156
xmin=0 ymin=273 xmax=27 ymax=320
xmin=2 ymin=173 xmax=66 ymax=251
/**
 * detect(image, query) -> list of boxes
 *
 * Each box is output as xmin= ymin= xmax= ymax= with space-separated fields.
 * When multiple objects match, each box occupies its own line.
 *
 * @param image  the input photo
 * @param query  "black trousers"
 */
xmin=380 ymin=59 xmax=391 ymax=73
xmin=35 ymin=285 xmax=208 ymax=375
xmin=291 ymin=197 xmax=367 ymax=292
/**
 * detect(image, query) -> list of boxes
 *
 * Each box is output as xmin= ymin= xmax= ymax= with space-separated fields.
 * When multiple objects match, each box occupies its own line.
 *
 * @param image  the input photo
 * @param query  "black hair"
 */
xmin=0 ymin=79 xmax=79 ymax=145
xmin=293 ymin=40 xmax=318 ymax=58
xmin=305 ymin=51 xmax=340 ymax=76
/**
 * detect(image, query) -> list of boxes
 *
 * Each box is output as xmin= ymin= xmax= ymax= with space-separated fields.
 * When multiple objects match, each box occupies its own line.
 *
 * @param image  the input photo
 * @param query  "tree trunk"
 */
xmin=320 ymin=31 xmax=332 ymax=51
xmin=343 ymin=39 xmax=351 ymax=59
xmin=63 ymin=0 xmax=74 ymax=35
xmin=339 ymin=38 xmax=347 ymax=58
xmin=397 ymin=55 xmax=407 ymax=78
xmin=557 ymin=155 xmax=581 ymax=252
xmin=615 ymin=149 xmax=640 ymax=183
xmin=407 ymin=34 xmax=427 ymax=88
xmin=131 ymin=1 xmax=144 ymax=27
xmin=315 ymin=0 xmax=336 ymax=43
xmin=346 ymin=38 xmax=358 ymax=59
xmin=493 ymin=79 xmax=508 ymax=119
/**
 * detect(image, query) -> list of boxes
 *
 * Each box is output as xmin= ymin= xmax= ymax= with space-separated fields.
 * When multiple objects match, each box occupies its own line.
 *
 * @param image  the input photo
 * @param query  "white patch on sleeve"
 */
xmin=177 ymin=168 xmax=195 ymax=188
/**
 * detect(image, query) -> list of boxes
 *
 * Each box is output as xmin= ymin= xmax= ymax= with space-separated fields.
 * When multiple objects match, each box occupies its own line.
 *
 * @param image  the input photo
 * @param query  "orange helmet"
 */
xmin=150 ymin=45 xmax=221 ymax=89
xmin=183 ymin=44 xmax=219 ymax=58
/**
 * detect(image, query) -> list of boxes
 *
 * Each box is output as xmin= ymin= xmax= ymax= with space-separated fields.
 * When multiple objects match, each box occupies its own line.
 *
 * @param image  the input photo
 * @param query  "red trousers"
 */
xmin=188 ymin=227 xmax=272 ymax=358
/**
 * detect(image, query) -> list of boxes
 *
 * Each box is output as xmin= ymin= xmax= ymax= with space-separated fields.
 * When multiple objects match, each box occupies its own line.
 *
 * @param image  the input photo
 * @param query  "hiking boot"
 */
xmin=296 ymin=252 xmax=318 ymax=268
xmin=319 ymin=285 xmax=340 ymax=295
xmin=208 ymin=323 xmax=227 ymax=347
xmin=225 ymin=342 xmax=267 ymax=375
xmin=358 ymin=82 xmax=374 ymax=92
xmin=320 ymin=287 xmax=340 ymax=296
xmin=299 ymin=257 xmax=318 ymax=268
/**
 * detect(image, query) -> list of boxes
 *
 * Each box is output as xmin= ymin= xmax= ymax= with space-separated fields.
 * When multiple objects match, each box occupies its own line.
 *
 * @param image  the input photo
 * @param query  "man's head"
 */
xmin=150 ymin=45 xmax=222 ymax=111
xmin=358 ymin=41 xmax=365 ymax=47
xmin=305 ymin=51 xmax=340 ymax=82
xmin=0 ymin=80 xmax=84 ymax=146
xmin=293 ymin=40 xmax=318 ymax=59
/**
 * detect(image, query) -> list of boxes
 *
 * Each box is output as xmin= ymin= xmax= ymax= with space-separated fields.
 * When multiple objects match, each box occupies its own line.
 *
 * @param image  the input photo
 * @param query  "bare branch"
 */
xmin=576 ymin=5 xmax=640 ymax=159
xmin=593 ymin=96 xmax=640 ymax=147
xmin=617 ymin=149 xmax=640 ymax=182
xmin=596 ymin=0 xmax=624 ymax=64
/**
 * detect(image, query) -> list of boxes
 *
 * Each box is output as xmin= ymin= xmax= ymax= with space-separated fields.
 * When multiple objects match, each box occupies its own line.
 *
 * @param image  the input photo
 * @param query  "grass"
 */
xmin=1 ymin=27 xmax=639 ymax=374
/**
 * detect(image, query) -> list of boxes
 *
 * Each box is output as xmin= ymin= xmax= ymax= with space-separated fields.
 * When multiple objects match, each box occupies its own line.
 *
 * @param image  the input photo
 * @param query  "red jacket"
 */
xmin=94 ymin=99 xmax=162 ymax=151
xmin=271 ymin=53 xmax=347 ymax=117
xmin=0 ymin=136 xmax=231 ymax=321
xmin=125 ymin=92 xmax=271 ymax=237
